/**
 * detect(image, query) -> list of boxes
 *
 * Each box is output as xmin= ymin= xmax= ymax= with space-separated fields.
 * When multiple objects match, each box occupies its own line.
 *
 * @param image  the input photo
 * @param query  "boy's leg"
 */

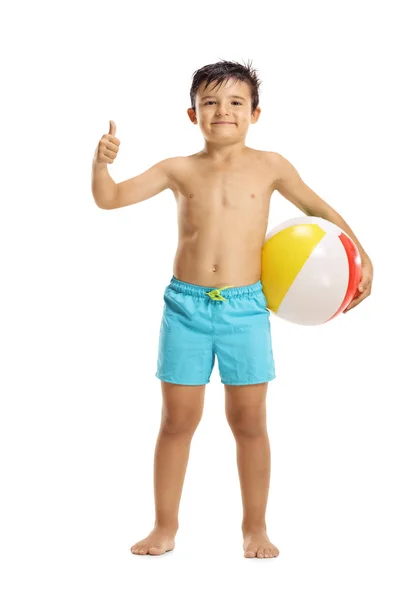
xmin=225 ymin=382 xmax=270 ymax=531
xmin=131 ymin=381 xmax=205 ymax=555
xmin=154 ymin=381 xmax=205 ymax=528
xmin=225 ymin=382 xmax=279 ymax=558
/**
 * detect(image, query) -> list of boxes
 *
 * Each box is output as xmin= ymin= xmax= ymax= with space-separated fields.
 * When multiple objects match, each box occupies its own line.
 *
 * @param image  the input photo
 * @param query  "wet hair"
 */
xmin=189 ymin=58 xmax=262 ymax=114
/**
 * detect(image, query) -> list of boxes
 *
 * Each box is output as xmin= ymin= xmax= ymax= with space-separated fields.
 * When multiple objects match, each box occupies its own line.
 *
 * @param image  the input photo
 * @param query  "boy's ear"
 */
xmin=251 ymin=106 xmax=261 ymax=123
xmin=187 ymin=108 xmax=197 ymax=124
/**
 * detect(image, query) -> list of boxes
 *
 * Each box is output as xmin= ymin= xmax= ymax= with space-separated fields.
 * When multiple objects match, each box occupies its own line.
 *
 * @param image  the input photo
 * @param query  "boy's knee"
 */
xmin=227 ymin=411 xmax=267 ymax=438
xmin=161 ymin=412 xmax=201 ymax=436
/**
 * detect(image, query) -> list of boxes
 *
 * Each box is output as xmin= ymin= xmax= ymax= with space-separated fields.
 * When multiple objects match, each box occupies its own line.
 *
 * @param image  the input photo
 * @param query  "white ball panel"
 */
xmin=277 ymin=233 xmax=350 ymax=325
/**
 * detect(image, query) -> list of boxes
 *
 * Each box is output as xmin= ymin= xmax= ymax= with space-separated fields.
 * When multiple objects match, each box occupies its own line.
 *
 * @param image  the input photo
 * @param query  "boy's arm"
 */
xmin=114 ymin=157 xmax=175 ymax=209
xmin=92 ymin=157 xmax=175 ymax=210
xmin=270 ymin=152 xmax=371 ymax=264
xmin=91 ymin=161 xmax=118 ymax=209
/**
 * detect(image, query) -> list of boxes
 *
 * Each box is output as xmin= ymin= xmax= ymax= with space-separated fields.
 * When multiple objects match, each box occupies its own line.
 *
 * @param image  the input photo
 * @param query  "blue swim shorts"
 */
xmin=155 ymin=276 xmax=276 ymax=386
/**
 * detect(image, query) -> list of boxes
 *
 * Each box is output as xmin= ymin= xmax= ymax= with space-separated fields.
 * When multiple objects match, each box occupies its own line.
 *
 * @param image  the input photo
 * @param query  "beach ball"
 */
xmin=261 ymin=216 xmax=362 ymax=325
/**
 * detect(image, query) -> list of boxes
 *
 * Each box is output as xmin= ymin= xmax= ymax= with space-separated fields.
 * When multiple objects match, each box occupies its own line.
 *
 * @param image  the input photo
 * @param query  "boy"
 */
xmin=91 ymin=59 xmax=373 ymax=559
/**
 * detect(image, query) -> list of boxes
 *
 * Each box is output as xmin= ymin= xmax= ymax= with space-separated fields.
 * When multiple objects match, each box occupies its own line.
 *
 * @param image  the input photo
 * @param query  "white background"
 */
xmin=1 ymin=0 xmax=399 ymax=598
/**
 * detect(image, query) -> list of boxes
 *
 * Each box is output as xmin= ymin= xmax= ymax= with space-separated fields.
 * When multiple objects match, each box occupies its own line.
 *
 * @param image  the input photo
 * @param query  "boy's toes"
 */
xmin=244 ymin=550 xmax=256 ymax=558
xmin=257 ymin=548 xmax=264 ymax=558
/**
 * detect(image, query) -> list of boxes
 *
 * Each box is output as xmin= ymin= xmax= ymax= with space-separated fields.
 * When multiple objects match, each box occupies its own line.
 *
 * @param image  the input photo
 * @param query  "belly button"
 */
xmin=212 ymin=265 xmax=217 ymax=272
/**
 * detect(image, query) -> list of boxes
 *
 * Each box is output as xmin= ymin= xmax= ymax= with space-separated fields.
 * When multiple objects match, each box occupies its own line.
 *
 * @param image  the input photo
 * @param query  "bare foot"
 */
xmin=243 ymin=531 xmax=280 ymax=558
xmin=130 ymin=527 xmax=176 ymax=556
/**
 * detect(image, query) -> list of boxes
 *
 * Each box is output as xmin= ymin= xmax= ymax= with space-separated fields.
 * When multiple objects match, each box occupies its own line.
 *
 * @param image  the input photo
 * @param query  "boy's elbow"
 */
xmin=93 ymin=194 xmax=119 ymax=210
xmin=94 ymin=200 xmax=112 ymax=210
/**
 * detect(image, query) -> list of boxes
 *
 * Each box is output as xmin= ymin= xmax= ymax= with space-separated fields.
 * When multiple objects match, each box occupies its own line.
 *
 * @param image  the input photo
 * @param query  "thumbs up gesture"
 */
xmin=94 ymin=120 xmax=121 ymax=166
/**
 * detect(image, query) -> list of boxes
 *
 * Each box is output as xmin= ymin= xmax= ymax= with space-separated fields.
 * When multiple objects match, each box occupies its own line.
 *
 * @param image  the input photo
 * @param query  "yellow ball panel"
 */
xmin=261 ymin=224 xmax=326 ymax=312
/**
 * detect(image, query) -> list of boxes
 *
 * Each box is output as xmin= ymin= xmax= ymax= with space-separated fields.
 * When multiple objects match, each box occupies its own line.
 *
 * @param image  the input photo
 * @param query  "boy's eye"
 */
xmin=205 ymin=101 xmax=242 ymax=106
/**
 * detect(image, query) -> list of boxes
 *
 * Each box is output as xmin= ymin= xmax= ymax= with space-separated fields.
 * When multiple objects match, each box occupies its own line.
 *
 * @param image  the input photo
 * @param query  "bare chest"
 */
xmin=170 ymin=153 xmax=275 ymax=241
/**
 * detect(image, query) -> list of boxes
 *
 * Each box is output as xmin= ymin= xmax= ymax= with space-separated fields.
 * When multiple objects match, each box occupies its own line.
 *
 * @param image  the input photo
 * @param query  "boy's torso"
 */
xmin=168 ymin=148 xmax=278 ymax=287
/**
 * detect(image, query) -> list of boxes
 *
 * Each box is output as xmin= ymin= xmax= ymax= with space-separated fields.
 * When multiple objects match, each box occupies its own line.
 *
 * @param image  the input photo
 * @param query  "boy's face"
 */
xmin=187 ymin=78 xmax=261 ymax=144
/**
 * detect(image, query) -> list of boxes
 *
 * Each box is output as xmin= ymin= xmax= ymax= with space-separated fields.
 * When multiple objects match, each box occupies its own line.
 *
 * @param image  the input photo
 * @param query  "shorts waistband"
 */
xmin=168 ymin=275 xmax=263 ymax=299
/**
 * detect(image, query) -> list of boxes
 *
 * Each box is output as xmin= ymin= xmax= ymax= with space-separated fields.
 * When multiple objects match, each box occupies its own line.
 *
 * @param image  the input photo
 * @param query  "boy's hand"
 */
xmin=343 ymin=259 xmax=373 ymax=313
xmin=94 ymin=120 xmax=120 ymax=166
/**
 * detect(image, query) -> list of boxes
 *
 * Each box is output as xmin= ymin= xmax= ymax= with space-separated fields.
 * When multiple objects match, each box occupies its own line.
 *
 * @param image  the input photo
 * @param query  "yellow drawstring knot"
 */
xmin=206 ymin=286 xmax=234 ymax=302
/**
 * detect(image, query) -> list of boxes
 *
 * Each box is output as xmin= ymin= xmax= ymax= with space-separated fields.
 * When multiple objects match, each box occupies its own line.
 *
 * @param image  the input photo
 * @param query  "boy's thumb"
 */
xmin=109 ymin=120 xmax=116 ymax=136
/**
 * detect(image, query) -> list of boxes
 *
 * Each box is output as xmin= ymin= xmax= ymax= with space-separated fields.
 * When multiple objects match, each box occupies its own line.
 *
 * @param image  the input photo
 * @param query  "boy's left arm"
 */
xmin=270 ymin=152 xmax=373 ymax=313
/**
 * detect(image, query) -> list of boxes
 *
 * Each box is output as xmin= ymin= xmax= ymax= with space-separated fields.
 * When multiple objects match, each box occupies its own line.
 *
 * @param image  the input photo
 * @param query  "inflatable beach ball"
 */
xmin=261 ymin=216 xmax=362 ymax=325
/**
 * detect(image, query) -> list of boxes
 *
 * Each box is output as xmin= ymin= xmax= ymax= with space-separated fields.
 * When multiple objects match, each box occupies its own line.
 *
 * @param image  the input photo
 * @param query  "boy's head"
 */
xmin=188 ymin=59 xmax=262 ymax=145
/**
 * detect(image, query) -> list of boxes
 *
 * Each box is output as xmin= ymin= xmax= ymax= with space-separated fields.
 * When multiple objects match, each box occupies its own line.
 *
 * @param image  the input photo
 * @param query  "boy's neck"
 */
xmin=200 ymin=141 xmax=248 ymax=163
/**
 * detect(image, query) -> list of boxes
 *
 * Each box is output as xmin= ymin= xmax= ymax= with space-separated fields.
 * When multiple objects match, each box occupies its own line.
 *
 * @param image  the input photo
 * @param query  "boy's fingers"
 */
xmin=343 ymin=289 xmax=370 ymax=313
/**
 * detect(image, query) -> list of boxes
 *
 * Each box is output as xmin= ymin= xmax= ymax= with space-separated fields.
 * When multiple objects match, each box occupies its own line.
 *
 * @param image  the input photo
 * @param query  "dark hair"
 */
xmin=190 ymin=58 xmax=262 ymax=114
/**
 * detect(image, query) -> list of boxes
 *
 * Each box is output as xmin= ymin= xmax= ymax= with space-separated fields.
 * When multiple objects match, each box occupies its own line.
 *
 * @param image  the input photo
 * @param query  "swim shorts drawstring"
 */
xmin=205 ymin=286 xmax=234 ymax=302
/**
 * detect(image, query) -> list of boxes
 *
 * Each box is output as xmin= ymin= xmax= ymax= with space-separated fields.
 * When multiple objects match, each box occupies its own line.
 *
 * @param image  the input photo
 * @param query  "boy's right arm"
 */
xmin=92 ymin=158 xmax=174 ymax=210
xmin=91 ymin=161 xmax=118 ymax=209
xmin=91 ymin=120 xmax=174 ymax=210
xmin=115 ymin=158 xmax=174 ymax=209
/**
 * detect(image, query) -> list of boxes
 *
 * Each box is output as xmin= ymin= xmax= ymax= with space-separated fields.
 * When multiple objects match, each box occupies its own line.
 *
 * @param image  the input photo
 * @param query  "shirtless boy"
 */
xmin=91 ymin=59 xmax=373 ymax=559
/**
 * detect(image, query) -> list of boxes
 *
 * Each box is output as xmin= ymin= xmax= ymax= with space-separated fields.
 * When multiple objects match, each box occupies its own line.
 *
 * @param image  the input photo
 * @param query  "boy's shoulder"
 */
xmin=264 ymin=150 xmax=284 ymax=165
xmin=162 ymin=156 xmax=190 ymax=188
